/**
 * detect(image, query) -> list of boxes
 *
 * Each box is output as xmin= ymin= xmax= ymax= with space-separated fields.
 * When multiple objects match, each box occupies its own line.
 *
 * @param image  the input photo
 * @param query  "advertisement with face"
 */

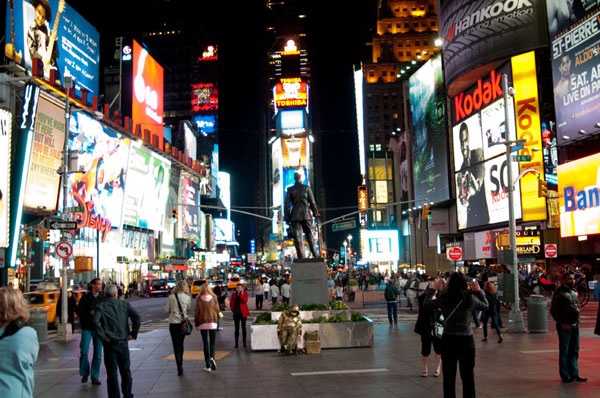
xmin=546 ymin=1 xmax=600 ymax=143
xmin=132 ymin=40 xmax=164 ymax=149
xmin=67 ymin=111 xmax=130 ymax=230
xmin=178 ymin=173 xmax=200 ymax=241
xmin=438 ymin=0 xmax=547 ymax=91
xmin=559 ymin=152 xmax=600 ymax=238
xmin=480 ymin=97 xmax=514 ymax=160
xmin=453 ymin=113 xmax=484 ymax=173
xmin=122 ymin=143 xmax=171 ymax=231
xmin=0 ymin=109 xmax=11 ymax=248
xmin=4 ymin=0 xmax=100 ymax=101
xmin=409 ymin=54 xmax=449 ymax=204
xmin=541 ymin=120 xmax=558 ymax=189
xmin=162 ymin=165 xmax=180 ymax=255
xmin=23 ymin=95 xmax=65 ymax=211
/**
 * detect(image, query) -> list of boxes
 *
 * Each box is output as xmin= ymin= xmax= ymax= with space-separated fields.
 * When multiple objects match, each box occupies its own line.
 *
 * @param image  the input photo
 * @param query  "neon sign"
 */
xmin=274 ymin=81 xmax=308 ymax=109
xmin=71 ymin=191 xmax=112 ymax=242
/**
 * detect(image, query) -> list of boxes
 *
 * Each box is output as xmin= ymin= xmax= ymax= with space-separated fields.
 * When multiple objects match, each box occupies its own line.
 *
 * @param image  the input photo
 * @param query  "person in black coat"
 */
xmin=414 ymin=288 xmax=441 ymax=377
xmin=481 ymin=281 xmax=503 ymax=343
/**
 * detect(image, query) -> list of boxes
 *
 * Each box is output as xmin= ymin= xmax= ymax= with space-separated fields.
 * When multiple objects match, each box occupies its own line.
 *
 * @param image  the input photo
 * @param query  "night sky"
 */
xmin=72 ymin=0 xmax=377 ymax=254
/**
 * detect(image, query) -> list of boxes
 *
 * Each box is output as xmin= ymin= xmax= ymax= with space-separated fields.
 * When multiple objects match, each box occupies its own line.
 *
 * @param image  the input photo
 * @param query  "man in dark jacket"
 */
xmin=384 ymin=278 xmax=400 ymax=325
xmin=93 ymin=284 xmax=141 ymax=398
xmin=75 ymin=278 xmax=103 ymax=385
xmin=550 ymin=273 xmax=587 ymax=383
xmin=284 ymin=170 xmax=320 ymax=258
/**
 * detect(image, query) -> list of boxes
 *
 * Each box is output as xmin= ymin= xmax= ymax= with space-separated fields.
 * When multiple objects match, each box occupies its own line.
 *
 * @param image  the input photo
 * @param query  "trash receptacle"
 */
xmin=527 ymin=295 xmax=547 ymax=333
xmin=29 ymin=308 xmax=48 ymax=343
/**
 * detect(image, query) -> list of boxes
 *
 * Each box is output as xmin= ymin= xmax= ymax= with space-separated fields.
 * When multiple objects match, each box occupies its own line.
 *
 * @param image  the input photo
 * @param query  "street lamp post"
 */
xmin=343 ymin=241 xmax=348 ymax=271
xmin=347 ymin=234 xmax=353 ymax=270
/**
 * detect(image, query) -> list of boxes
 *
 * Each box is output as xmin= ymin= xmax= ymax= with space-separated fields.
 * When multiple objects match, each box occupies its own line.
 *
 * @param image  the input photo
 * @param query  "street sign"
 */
xmin=512 ymin=155 xmax=531 ymax=162
xmin=510 ymin=143 xmax=524 ymax=152
xmin=247 ymin=253 xmax=257 ymax=264
xmin=49 ymin=221 xmax=78 ymax=230
xmin=56 ymin=241 xmax=74 ymax=259
xmin=66 ymin=206 xmax=84 ymax=212
xmin=332 ymin=219 xmax=356 ymax=232
xmin=545 ymin=244 xmax=558 ymax=258
xmin=447 ymin=246 xmax=462 ymax=261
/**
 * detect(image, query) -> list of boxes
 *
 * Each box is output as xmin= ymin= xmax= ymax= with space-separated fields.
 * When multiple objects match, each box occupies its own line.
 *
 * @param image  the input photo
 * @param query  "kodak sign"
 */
xmin=453 ymin=70 xmax=503 ymax=123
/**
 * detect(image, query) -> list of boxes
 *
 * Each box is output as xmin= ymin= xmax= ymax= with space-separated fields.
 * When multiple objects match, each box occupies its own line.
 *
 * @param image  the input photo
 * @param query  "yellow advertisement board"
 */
xmin=559 ymin=152 xmax=600 ymax=237
xmin=511 ymin=51 xmax=546 ymax=221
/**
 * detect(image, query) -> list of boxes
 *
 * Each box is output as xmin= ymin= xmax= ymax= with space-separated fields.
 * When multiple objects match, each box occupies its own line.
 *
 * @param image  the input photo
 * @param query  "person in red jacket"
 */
xmin=230 ymin=284 xmax=250 ymax=348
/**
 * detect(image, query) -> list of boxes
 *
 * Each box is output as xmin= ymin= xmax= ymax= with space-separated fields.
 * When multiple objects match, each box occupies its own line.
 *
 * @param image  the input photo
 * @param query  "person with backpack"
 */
xmin=384 ymin=277 xmax=400 ymax=325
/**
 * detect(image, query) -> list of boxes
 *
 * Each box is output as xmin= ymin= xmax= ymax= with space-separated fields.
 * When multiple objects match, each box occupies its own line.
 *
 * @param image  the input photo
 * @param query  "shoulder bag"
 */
xmin=175 ymin=294 xmax=192 ymax=335
xmin=433 ymin=296 xmax=465 ymax=339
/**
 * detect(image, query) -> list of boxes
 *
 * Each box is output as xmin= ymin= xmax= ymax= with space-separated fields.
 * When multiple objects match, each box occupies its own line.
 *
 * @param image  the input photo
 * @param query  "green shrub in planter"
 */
xmin=271 ymin=302 xmax=289 ymax=312
xmin=351 ymin=311 xmax=367 ymax=322
xmin=299 ymin=303 xmax=329 ymax=311
xmin=349 ymin=280 xmax=358 ymax=286
xmin=368 ymin=278 xmax=376 ymax=285
xmin=255 ymin=312 xmax=276 ymax=325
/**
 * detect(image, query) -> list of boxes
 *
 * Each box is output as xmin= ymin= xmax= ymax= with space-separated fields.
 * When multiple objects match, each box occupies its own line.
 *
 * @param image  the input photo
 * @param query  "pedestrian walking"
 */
xmin=0 ymin=287 xmax=39 ymax=397
xmin=194 ymin=283 xmax=219 ymax=373
xmin=165 ymin=280 xmax=191 ymax=376
xmin=255 ymin=280 xmax=264 ymax=310
xmin=281 ymin=279 xmax=291 ymax=304
xmin=270 ymin=282 xmax=279 ymax=305
xmin=414 ymin=287 xmax=441 ymax=377
xmin=550 ymin=272 xmax=587 ymax=383
xmin=230 ymin=284 xmax=250 ymax=348
xmin=425 ymin=273 xmax=488 ymax=398
xmin=93 ymin=284 xmax=141 ymax=398
xmin=481 ymin=281 xmax=502 ymax=343
xmin=335 ymin=282 xmax=343 ymax=302
xmin=76 ymin=277 xmax=104 ymax=386
xmin=263 ymin=278 xmax=270 ymax=301
xmin=57 ymin=289 xmax=77 ymax=334
xmin=384 ymin=277 xmax=399 ymax=325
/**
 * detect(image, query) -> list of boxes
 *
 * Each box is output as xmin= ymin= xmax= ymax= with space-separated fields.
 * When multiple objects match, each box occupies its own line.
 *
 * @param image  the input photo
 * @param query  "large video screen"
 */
xmin=132 ymin=40 xmax=163 ymax=149
xmin=360 ymin=229 xmax=400 ymax=262
xmin=0 ymin=109 xmax=11 ymax=248
xmin=546 ymin=0 xmax=600 ymax=143
xmin=409 ymin=54 xmax=449 ymax=204
xmin=4 ymin=0 xmax=100 ymax=101
xmin=177 ymin=172 xmax=200 ymax=241
xmin=122 ymin=143 xmax=171 ymax=231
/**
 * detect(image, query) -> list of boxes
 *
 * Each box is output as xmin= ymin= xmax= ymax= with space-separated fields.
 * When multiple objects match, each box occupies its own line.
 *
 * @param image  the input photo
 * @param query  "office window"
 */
xmin=398 ymin=51 xmax=403 ymax=56
xmin=416 ymin=40 xmax=420 ymax=46
xmin=397 ymin=41 xmax=403 ymax=47
xmin=406 ymin=51 xmax=411 ymax=56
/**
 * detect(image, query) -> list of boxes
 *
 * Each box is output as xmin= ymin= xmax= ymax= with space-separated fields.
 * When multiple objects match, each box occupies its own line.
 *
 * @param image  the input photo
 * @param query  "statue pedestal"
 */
xmin=291 ymin=258 xmax=329 ymax=306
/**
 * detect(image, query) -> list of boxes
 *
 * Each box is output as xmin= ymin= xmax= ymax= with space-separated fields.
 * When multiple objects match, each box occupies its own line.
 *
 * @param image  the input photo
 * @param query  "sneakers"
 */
xmin=91 ymin=379 xmax=101 ymax=386
xmin=210 ymin=357 xmax=217 ymax=371
xmin=498 ymin=336 xmax=503 ymax=343
xmin=482 ymin=337 xmax=488 ymax=342
xmin=81 ymin=376 xmax=88 ymax=383
xmin=203 ymin=367 xmax=212 ymax=373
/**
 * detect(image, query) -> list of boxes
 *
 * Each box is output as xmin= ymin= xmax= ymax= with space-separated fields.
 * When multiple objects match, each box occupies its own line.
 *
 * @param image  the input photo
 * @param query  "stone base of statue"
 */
xmin=291 ymin=258 xmax=329 ymax=306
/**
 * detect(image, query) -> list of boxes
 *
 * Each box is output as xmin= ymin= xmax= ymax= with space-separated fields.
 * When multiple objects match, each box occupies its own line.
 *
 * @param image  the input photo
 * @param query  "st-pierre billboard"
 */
xmin=546 ymin=0 xmax=600 ymax=143
xmin=439 ymin=0 xmax=547 ymax=92
xmin=409 ymin=53 xmax=450 ymax=204
xmin=4 ymin=0 xmax=100 ymax=101
xmin=558 ymin=152 xmax=600 ymax=238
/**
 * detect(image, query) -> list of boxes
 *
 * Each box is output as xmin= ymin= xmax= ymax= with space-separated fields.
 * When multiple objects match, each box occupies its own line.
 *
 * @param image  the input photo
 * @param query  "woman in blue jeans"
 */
xmin=194 ymin=283 xmax=220 ymax=372
xmin=481 ymin=281 xmax=502 ymax=343
xmin=425 ymin=273 xmax=488 ymax=398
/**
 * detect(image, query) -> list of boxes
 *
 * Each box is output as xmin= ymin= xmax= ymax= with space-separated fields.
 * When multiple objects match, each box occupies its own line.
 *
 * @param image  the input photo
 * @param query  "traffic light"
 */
xmin=34 ymin=229 xmax=40 ymax=243
xmin=537 ymin=178 xmax=548 ymax=198
xmin=172 ymin=209 xmax=178 ymax=222
xmin=422 ymin=205 xmax=431 ymax=220
xmin=44 ymin=228 xmax=50 ymax=241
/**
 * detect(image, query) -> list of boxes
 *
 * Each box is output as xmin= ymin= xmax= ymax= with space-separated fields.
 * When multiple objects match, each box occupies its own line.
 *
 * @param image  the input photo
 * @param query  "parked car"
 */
xmin=146 ymin=279 xmax=170 ymax=297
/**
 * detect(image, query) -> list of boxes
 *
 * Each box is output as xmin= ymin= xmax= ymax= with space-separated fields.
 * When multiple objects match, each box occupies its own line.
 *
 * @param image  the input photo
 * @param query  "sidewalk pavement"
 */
xmin=34 ymin=306 xmax=600 ymax=398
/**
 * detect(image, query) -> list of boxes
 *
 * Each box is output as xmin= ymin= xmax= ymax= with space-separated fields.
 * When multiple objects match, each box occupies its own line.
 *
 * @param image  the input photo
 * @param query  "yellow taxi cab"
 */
xmin=24 ymin=290 xmax=60 ymax=327
xmin=227 ymin=275 xmax=247 ymax=290
xmin=190 ymin=279 xmax=208 ymax=298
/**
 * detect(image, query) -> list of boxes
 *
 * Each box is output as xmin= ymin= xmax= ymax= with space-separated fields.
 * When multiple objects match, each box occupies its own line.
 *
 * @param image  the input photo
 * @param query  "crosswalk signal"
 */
xmin=537 ymin=179 xmax=548 ymax=198
xmin=422 ymin=205 xmax=431 ymax=220
xmin=172 ymin=209 xmax=178 ymax=222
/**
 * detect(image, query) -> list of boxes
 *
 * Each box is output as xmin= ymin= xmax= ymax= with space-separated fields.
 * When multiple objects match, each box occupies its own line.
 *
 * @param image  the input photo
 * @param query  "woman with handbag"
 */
xmin=425 ymin=273 xmax=488 ymax=398
xmin=414 ymin=287 xmax=442 ymax=377
xmin=195 ymin=283 xmax=220 ymax=372
xmin=165 ymin=280 xmax=191 ymax=376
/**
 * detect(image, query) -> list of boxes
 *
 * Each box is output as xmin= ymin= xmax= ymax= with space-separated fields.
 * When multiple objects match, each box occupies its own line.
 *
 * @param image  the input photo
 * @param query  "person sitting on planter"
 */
xmin=277 ymin=304 xmax=302 ymax=355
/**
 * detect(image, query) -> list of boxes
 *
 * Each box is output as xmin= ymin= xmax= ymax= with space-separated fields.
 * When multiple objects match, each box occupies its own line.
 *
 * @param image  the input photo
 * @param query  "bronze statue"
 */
xmin=284 ymin=171 xmax=320 ymax=259
xmin=277 ymin=304 xmax=302 ymax=355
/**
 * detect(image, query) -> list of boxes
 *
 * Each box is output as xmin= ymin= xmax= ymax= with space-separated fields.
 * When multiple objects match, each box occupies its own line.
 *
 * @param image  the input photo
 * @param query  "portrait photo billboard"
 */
xmin=0 ymin=109 xmax=12 ymax=248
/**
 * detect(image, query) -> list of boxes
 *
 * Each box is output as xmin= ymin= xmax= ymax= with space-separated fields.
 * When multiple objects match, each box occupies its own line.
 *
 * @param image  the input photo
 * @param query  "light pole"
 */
xmin=343 ymin=240 xmax=348 ymax=271
xmin=347 ymin=234 xmax=353 ymax=270
xmin=501 ymin=74 xmax=525 ymax=333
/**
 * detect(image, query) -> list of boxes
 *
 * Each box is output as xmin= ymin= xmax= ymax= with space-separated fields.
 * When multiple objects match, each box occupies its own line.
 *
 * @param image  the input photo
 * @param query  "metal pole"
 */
xmin=57 ymin=76 xmax=73 ymax=342
xmin=503 ymin=74 xmax=525 ymax=333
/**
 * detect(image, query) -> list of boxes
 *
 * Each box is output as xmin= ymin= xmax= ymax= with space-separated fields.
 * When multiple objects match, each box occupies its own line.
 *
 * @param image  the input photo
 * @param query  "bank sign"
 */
xmin=559 ymin=152 xmax=600 ymax=238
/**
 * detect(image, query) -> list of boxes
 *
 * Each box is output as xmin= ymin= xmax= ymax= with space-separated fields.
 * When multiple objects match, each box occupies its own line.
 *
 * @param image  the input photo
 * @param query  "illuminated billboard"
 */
xmin=122 ymin=143 xmax=171 ymax=231
xmin=193 ymin=114 xmax=216 ymax=134
xmin=192 ymin=83 xmax=218 ymax=112
xmin=23 ymin=95 xmax=65 ymax=212
xmin=282 ymin=137 xmax=308 ymax=168
xmin=559 ymin=152 xmax=600 ymax=238
xmin=67 ymin=111 xmax=130 ymax=240
xmin=0 ymin=109 xmax=11 ymax=248
xmin=546 ymin=1 xmax=600 ymax=142
xmin=409 ymin=54 xmax=450 ymax=204
xmin=4 ymin=0 xmax=100 ymax=101
xmin=132 ymin=40 xmax=164 ymax=149
xmin=214 ymin=218 xmax=234 ymax=244
xmin=274 ymin=78 xmax=308 ymax=110
xmin=360 ymin=229 xmax=400 ymax=262
xmin=162 ymin=165 xmax=180 ymax=255
xmin=177 ymin=172 xmax=200 ymax=241
xmin=183 ymin=121 xmax=197 ymax=161
xmin=280 ymin=110 xmax=304 ymax=130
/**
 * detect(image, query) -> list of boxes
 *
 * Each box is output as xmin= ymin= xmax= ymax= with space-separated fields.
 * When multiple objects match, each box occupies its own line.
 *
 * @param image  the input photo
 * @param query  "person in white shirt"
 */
xmin=281 ymin=280 xmax=291 ymax=304
xmin=270 ymin=282 xmax=280 ymax=305
xmin=165 ymin=281 xmax=191 ymax=376
xmin=263 ymin=278 xmax=270 ymax=300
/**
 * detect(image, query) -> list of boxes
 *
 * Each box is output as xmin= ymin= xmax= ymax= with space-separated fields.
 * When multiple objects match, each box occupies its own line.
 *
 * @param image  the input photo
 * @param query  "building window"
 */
xmin=406 ymin=41 xmax=411 ymax=46
xmin=397 ymin=41 xmax=402 ymax=47
xmin=387 ymin=23 xmax=392 ymax=29
xmin=416 ymin=40 xmax=420 ymax=46
xmin=407 ymin=51 xmax=411 ymax=56
xmin=422 ymin=22 xmax=427 ymax=27
xmin=382 ymin=71 xmax=387 ymax=76
xmin=392 ymin=103 xmax=397 ymax=109
xmin=393 ymin=113 xmax=398 ymax=118
xmin=414 ymin=22 xmax=418 ymax=27
xmin=398 ymin=51 xmax=403 ymax=56
xmin=431 ymin=21 xmax=436 ymax=26
xmin=404 ymin=22 xmax=409 ymax=27
xmin=369 ymin=71 xmax=375 ymax=77
xmin=424 ymin=40 xmax=429 ymax=45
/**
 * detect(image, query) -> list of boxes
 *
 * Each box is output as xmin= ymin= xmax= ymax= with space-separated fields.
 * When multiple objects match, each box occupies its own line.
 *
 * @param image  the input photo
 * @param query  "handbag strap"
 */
xmin=174 ymin=293 xmax=186 ymax=319
xmin=445 ymin=296 xmax=466 ymax=323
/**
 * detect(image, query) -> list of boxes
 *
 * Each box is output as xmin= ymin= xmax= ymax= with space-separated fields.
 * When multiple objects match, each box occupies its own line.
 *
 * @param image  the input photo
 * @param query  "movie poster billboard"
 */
xmin=162 ymin=165 xmax=180 ymax=255
xmin=0 ymin=109 xmax=11 ymax=248
xmin=23 ymin=95 xmax=65 ymax=212
xmin=558 ymin=152 xmax=600 ymax=238
xmin=4 ymin=0 xmax=100 ymax=101
xmin=122 ymin=143 xmax=171 ymax=231
xmin=67 ymin=111 xmax=130 ymax=239
xmin=409 ymin=54 xmax=450 ymax=204
xmin=438 ymin=0 xmax=547 ymax=91
xmin=546 ymin=1 xmax=600 ymax=143
xmin=177 ymin=172 xmax=200 ymax=241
